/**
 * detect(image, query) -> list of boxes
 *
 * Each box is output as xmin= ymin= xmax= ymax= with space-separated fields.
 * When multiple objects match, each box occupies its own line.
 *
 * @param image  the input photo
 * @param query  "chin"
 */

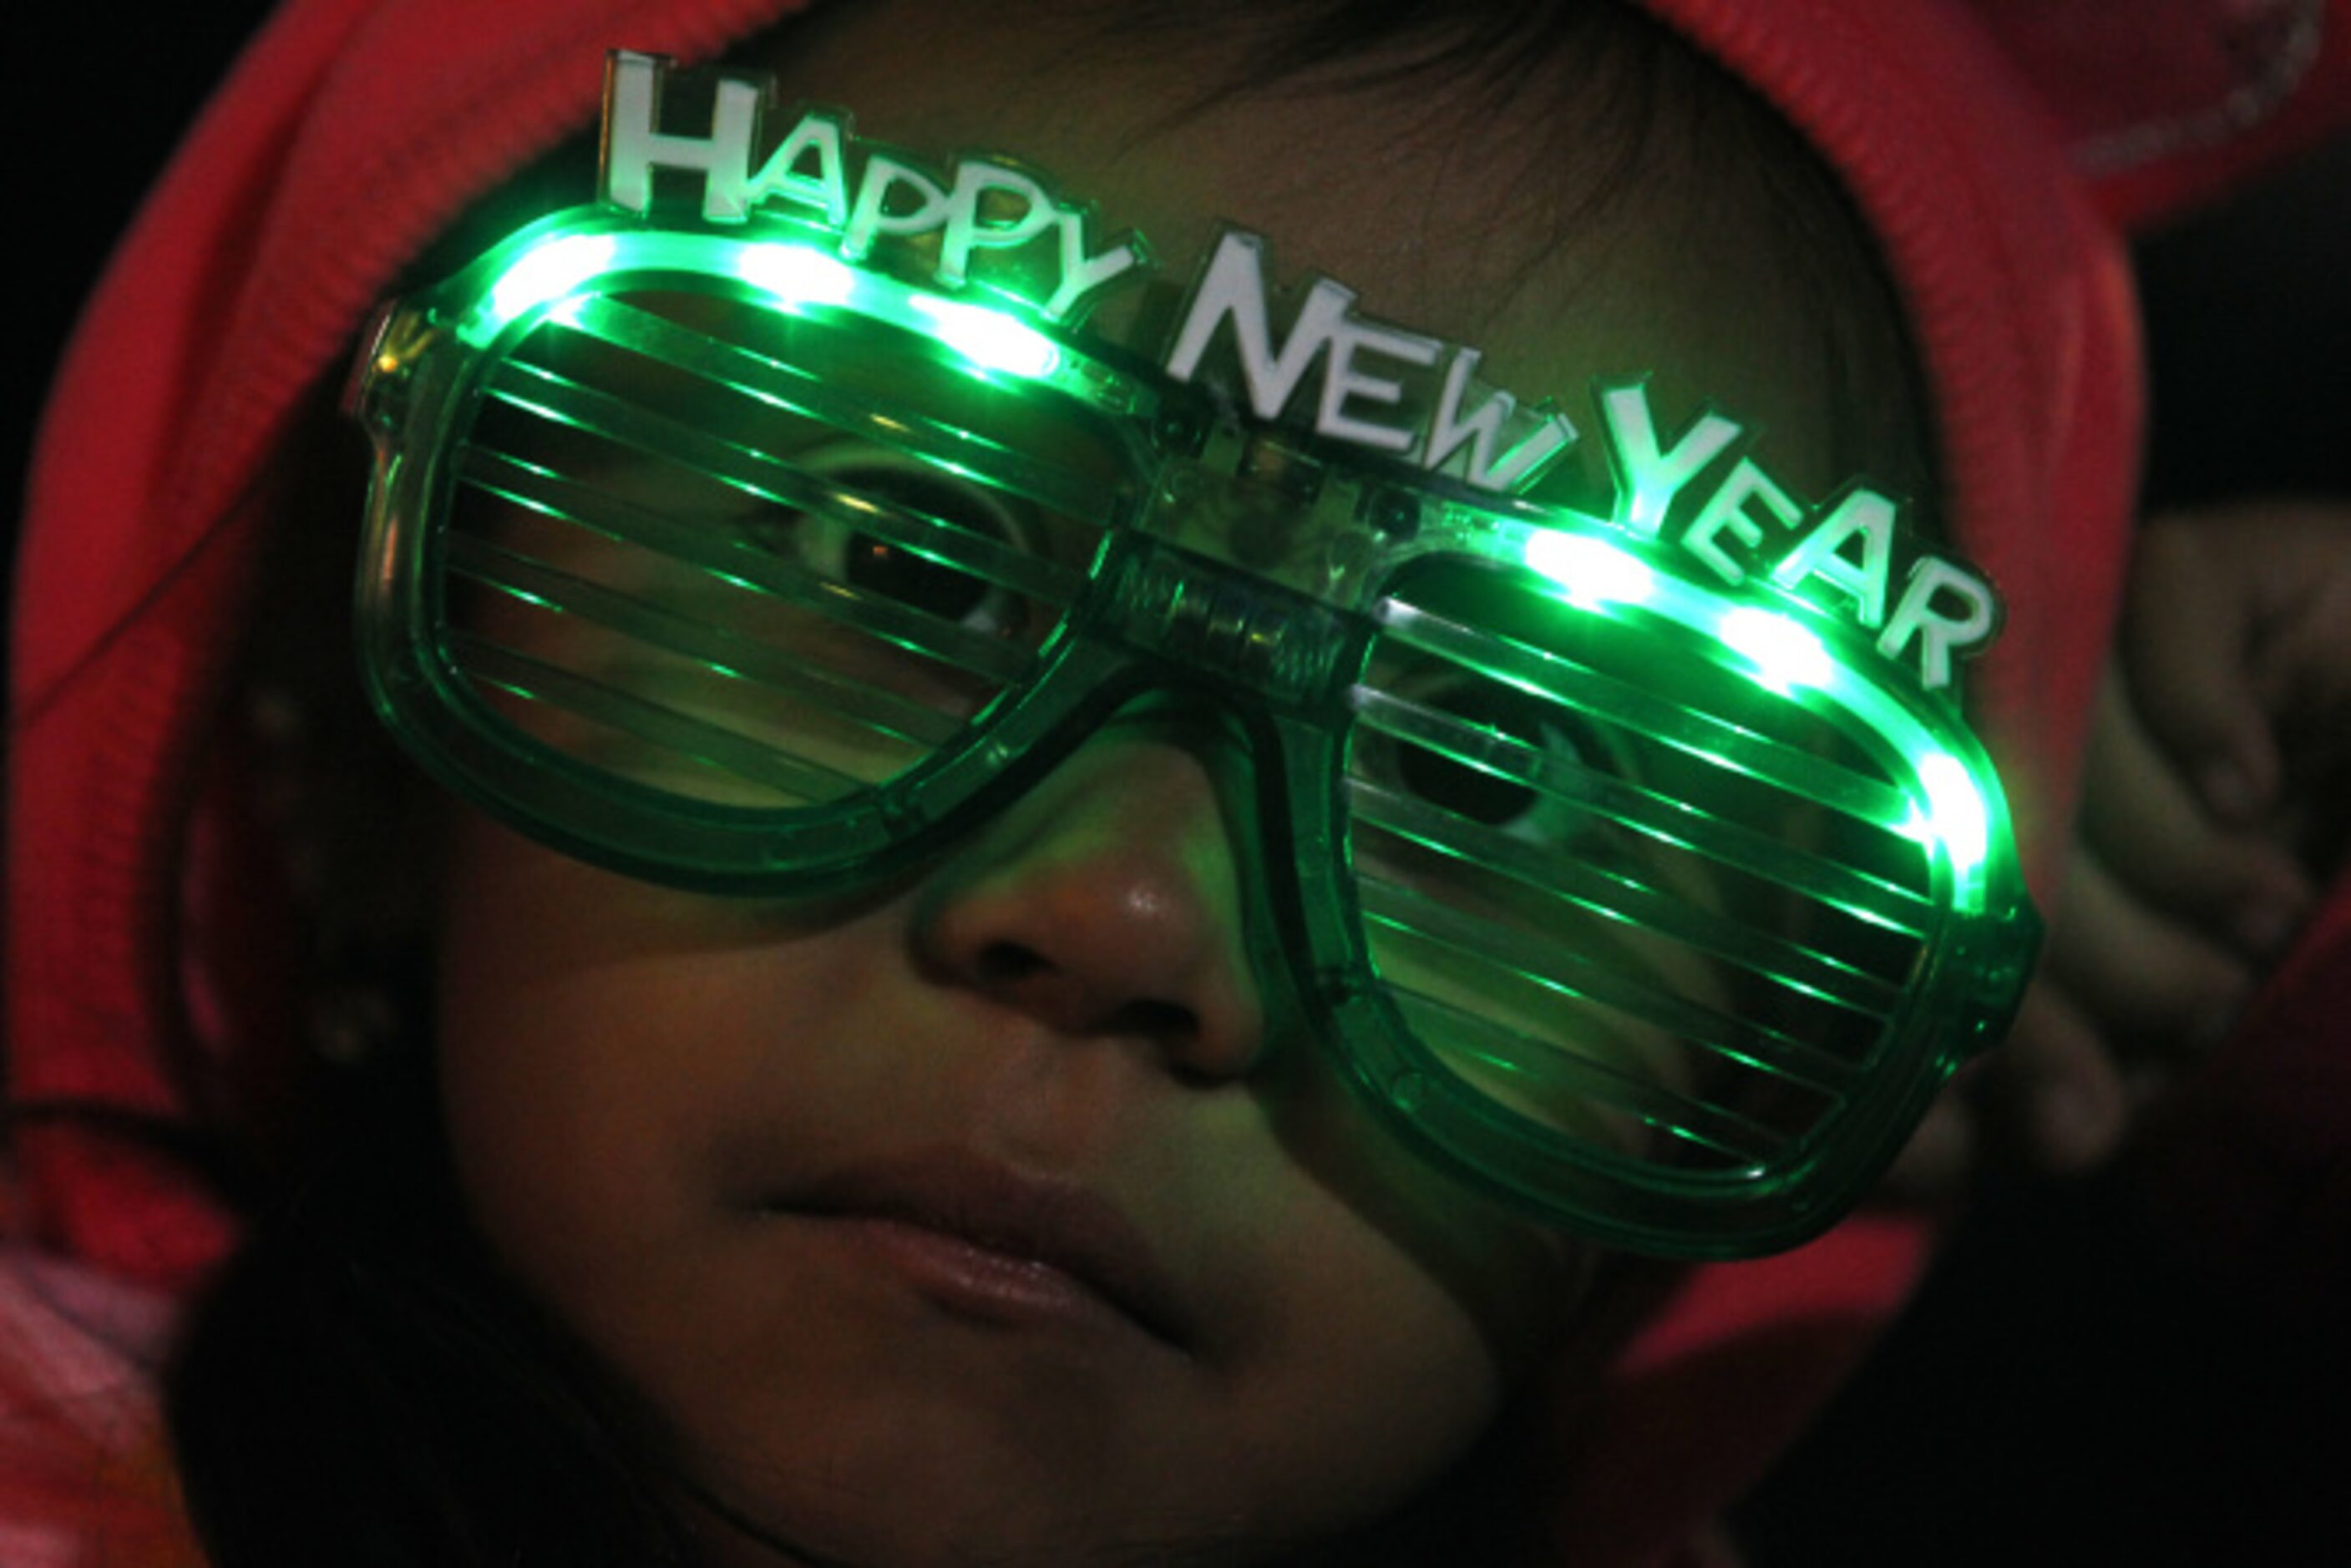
xmin=688 ymin=1474 xmax=1292 ymax=1568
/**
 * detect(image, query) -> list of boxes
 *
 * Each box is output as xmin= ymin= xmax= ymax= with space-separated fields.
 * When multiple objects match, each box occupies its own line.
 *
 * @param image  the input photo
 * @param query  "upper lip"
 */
xmin=783 ymin=1148 xmax=1197 ymax=1351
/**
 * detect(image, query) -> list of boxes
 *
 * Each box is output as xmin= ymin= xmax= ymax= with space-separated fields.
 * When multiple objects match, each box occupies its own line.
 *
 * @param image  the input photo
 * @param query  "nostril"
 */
xmin=974 ymin=943 xmax=1049 ymax=987
xmin=970 ymin=946 xmax=1204 ymax=1050
xmin=1101 ymin=998 xmax=1219 ymax=1084
xmin=1107 ymin=997 xmax=1197 ymax=1043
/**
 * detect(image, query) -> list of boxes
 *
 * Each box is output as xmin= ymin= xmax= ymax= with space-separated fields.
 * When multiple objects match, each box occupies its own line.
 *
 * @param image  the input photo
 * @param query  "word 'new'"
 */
xmin=1161 ymin=230 xmax=1995 ymax=689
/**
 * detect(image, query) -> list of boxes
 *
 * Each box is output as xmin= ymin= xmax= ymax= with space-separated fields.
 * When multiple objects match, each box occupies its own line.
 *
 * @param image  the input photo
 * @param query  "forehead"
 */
xmin=739 ymin=0 xmax=1842 ymax=493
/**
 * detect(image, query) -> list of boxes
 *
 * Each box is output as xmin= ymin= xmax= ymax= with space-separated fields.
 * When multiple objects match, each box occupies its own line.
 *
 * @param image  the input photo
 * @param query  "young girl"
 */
xmin=14 ymin=0 xmax=2295 ymax=1562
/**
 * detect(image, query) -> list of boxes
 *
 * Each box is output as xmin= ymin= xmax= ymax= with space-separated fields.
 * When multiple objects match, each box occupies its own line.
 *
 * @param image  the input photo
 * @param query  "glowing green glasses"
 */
xmin=349 ymin=208 xmax=2039 ymax=1257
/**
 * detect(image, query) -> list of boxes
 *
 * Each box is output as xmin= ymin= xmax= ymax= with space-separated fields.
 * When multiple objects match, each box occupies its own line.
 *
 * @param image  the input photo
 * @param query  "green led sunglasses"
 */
xmin=348 ymin=196 xmax=2039 ymax=1259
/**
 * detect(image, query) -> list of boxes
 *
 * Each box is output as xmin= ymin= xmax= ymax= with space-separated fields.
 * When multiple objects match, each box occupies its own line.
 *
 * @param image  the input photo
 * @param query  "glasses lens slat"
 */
xmin=1350 ymin=776 xmax=1903 ymax=1023
xmin=570 ymin=296 xmax=1120 ymax=528
xmin=480 ymin=362 xmax=1087 ymax=611
xmin=1378 ymin=599 xmax=1913 ymax=831
xmin=1350 ymin=683 xmax=1931 ymax=936
xmin=459 ymin=443 xmax=1038 ymax=687
xmin=444 ymin=529 xmax=966 ymax=749
xmin=448 ymin=630 xmax=869 ymax=804
xmin=1356 ymin=873 xmax=1862 ymax=1099
xmin=1388 ymin=989 xmax=1791 ymax=1166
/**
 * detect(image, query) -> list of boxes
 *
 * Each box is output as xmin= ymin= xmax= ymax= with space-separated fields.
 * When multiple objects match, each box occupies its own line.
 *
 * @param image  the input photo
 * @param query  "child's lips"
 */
xmin=772 ymin=1147 xmax=1199 ymax=1353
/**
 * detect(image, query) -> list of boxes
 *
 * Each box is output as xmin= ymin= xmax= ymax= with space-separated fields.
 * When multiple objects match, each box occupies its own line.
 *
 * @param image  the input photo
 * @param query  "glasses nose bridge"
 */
xmin=1093 ymin=531 xmax=1364 ymax=715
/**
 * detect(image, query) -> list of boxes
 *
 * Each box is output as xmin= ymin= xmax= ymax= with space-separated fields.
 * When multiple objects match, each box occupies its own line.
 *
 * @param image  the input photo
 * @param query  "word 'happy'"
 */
xmin=601 ymin=53 xmax=1144 ymax=323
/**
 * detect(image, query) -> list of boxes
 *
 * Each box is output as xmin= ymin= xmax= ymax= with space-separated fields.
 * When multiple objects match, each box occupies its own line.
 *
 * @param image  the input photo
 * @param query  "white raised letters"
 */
xmin=840 ymin=154 xmax=951 ymax=261
xmin=600 ymin=53 xmax=1142 ymax=322
xmin=1043 ymin=215 xmax=1147 ymax=321
xmin=1317 ymin=315 xmax=1444 ymax=453
xmin=935 ymin=163 xmax=1057 ymax=288
xmin=1166 ymin=232 xmax=1351 ymax=421
xmin=1771 ymin=488 xmax=1898 ymax=628
xmin=1878 ymin=559 xmax=1998 ymax=691
xmin=1422 ymin=350 xmax=1576 ymax=494
xmin=602 ymin=57 xmax=765 ymax=220
xmin=1599 ymin=384 xmax=1743 ymax=539
xmin=598 ymin=53 xmax=2001 ymax=690
xmin=1165 ymin=230 xmax=1572 ymax=493
xmin=1682 ymin=458 xmax=1800 ymax=584
xmin=740 ymin=111 xmax=852 ymax=228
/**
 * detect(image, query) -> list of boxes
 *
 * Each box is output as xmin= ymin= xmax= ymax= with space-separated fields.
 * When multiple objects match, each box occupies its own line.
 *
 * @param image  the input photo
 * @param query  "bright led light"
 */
xmin=1918 ymin=750 xmax=1989 ymax=883
xmin=1523 ymin=531 xmax=1656 ymax=608
xmin=1718 ymin=606 xmax=1832 ymax=691
xmin=736 ymin=244 xmax=855 ymax=307
xmin=905 ymin=294 xmax=1060 ymax=379
xmin=479 ymin=235 xmax=619 ymax=340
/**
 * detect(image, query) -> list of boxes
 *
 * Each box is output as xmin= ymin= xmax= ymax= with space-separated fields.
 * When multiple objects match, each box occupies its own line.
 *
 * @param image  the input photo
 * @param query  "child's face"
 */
xmin=433 ymin=2 xmax=1843 ymax=1561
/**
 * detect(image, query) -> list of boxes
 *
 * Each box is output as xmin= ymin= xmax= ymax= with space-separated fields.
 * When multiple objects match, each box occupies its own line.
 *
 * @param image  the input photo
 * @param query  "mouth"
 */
xmin=774 ymin=1148 xmax=1197 ymax=1353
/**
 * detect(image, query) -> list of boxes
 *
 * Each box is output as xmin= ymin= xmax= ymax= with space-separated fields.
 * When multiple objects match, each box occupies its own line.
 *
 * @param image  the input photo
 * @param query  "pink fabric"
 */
xmin=12 ymin=0 xmax=808 ymax=1290
xmin=1553 ymin=1216 xmax=1933 ymax=1565
xmin=1970 ymin=0 xmax=2351 ymax=227
xmin=9 ymin=0 xmax=2347 ymax=1560
xmin=0 ymin=1250 xmax=194 ymax=1567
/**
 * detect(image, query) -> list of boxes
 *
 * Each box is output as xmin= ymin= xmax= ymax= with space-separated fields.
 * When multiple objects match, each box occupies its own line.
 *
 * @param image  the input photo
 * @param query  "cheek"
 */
xmin=1191 ymin=1088 xmax=1586 ymax=1535
xmin=436 ymin=939 xmax=699 ymax=1266
xmin=1220 ymin=1201 xmax=1515 ymax=1525
xmin=438 ymin=842 xmax=678 ymax=1236
xmin=430 ymin=824 xmax=849 ymax=1333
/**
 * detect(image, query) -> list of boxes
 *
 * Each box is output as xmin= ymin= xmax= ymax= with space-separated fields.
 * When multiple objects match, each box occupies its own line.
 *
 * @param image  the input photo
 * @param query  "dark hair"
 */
xmin=165 ymin=1043 xmax=704 ymax=1567
xmin=154 ymin=3 xmax=1931 ymax=1564
xmin=1102 ymin=0 xmax=1933 ymax=502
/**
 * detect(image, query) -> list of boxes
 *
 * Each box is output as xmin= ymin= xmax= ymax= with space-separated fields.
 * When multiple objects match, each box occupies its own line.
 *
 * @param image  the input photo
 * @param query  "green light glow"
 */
xmin=1523 ymin=531 xmax=1658 ymax=608
xmin=1501 ymin=513 xmax=2010 ymax=913
xmin=481 ymin=235 xmax=619 ymax=340
xmin=1916 ymin=750 xmax=1989 ymax=882
xmin=359 ymin=191 xmax=2043 ymax=1260
xmin=734 ymin=243 xmax=856 ymax=307
xmin=905 ymin=293 xmax=1061 ymax=379
xmin=464 ymin=224 xmax=1071 ymax=386
xmin=1717 ymin=606 xmax=1832 ymax=692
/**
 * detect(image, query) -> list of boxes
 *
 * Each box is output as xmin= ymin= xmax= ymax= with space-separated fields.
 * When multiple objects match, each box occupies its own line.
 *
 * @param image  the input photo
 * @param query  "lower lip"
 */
xmin=812 ymin=1215 xmax=1133 ymax=1338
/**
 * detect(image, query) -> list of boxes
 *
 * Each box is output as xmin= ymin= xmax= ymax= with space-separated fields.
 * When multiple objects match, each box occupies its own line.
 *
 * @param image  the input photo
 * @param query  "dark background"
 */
xmin=12 ymin=10 xmax=2349 ymax=1565
xmin=1737 ymin=133 xmax=2351 ymax=1565
xmin=8 ymin=10 xmax=286 ymax=609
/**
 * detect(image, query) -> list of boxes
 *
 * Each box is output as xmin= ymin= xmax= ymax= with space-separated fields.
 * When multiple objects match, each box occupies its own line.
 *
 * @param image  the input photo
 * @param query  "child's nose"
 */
xmin=909 ymin=726 xmax=1266 ymax=1082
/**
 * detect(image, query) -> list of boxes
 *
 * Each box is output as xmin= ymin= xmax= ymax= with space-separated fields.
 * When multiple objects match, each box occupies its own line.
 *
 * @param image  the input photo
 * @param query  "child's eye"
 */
xmin=1381 ymin=675 xmax=1619 ymax=847
xmin=749 ymin=448 xmax=1035 ymax=638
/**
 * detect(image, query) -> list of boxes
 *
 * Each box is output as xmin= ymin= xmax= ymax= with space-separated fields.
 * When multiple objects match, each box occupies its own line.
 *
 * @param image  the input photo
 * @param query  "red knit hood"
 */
xmin=11 ymin=1 xmax=2348 ymax=1562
